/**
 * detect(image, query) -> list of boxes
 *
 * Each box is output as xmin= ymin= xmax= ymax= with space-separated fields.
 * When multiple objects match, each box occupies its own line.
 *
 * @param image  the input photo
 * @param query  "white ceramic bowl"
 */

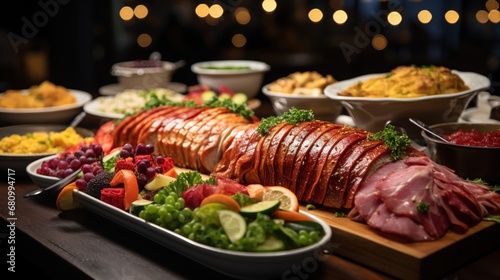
xmin=26 ymin=154 xmax=60 ymax=188
xmin=0 ymin=89 xmax=92 ymax=125
xmin=191 ymin=60 xmax=270 ymax=99
xmin=112 ymin=60 xmax=178 ymax=90
xmin=262 ymin=83 xmax=344 ymax=122
xmin=324 ymin=71 xmax=491 ymax=140
xmin=0 ymin=125 xmax=93 ymax=177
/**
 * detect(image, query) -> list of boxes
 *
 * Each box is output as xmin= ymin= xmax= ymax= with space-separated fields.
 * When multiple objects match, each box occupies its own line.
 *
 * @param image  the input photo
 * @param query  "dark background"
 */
xmin=1 ymin=0 xmax=500 ymax=100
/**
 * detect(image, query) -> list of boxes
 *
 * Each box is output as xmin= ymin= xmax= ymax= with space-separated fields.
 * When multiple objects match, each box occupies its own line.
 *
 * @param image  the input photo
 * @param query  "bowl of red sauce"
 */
xmin=422 ymin=122 xmax=500 ymax=185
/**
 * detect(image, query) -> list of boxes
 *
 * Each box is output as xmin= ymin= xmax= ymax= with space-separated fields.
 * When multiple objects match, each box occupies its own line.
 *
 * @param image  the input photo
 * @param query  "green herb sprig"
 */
xmin=257 ymin=107 xmax=315 ymax=135
xmin=367 ymin=124 xmax=411 ymax=160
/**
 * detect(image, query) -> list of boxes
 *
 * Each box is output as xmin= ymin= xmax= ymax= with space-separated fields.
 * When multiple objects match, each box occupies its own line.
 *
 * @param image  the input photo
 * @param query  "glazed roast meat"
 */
xmin=110 ymin=105 xmax=500 ymax=241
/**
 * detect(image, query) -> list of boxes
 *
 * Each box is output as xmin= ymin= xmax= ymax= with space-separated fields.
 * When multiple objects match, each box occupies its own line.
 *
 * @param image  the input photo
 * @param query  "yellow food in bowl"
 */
xmin=0 ymin=80 xmax=76 ymax=108
xmin=268 ymin=71 xmax=337 ymax=95
xmin=339 ymin=65 xmax=469 ymax=98
xmin=0 ymin=127 xmax=91 ymax=154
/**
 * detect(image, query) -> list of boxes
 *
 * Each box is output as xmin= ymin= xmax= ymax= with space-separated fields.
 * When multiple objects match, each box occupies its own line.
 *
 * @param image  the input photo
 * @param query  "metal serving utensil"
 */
xmin=409 ymin=118 xmax=450 ymax=143
xmin=24 ymin=169 xmax=81 ymax=198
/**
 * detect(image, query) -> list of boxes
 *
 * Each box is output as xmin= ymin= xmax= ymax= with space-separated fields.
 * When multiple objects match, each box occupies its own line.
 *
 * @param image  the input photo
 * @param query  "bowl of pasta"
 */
xmin=324 ymin=66 xmax=491 ymax=140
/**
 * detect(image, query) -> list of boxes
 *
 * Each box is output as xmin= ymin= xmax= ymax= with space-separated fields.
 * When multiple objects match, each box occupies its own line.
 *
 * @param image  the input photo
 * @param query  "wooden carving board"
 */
xmin=304 ymin=206 xmax=500 ymax=280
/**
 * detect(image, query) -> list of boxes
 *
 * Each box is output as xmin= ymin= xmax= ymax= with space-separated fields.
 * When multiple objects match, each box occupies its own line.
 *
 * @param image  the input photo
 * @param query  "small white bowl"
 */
xmin=191 ymin=60 xmax=270 ymax=99
xmin=262 ymin=83 xmax=343 ymax=122
xmin=324 ymin=71 xmax=491 ymax=140
xmin=26 ymin=154 xmax=60 ymax=188
xmin=112 ymin=60 xmax=178 ymax=90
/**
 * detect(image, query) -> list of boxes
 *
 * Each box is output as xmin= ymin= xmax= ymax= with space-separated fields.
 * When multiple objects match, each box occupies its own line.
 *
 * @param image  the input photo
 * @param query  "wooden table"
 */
xmin=1 ymin=100 xmax=499 ymax=280
xmin=1 ymin=178 xmax=499 ymax=280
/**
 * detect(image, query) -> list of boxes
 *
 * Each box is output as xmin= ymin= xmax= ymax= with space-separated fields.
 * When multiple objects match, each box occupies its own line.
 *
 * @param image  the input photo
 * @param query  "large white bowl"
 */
xmin=324 ymin=71 xmax=491 ymax=140
xmin=112 ymin=60 xmax=178 ymax=90
xmin=0 ymin=89 xmax=92 ymax=125
xmin=262 ymin=83 xmax=344 ymax=122
xmin=191 ymin=60 xmax=270 ymax=99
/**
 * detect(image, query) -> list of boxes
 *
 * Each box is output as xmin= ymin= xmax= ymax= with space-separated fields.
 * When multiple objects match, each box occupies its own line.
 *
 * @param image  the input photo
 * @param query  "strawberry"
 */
xmin=115 ymin=157 xmax=135 ymax=173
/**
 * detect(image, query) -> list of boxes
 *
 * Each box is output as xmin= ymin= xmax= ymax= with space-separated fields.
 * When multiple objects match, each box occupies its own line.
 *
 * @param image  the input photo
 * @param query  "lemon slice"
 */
xmin=218 ymin=209 xmax=246 ymax=243
xmin=56 ymin=183 xmax=80 ymax=211
xmin=262 ymin=186 xmax=299 ymax=212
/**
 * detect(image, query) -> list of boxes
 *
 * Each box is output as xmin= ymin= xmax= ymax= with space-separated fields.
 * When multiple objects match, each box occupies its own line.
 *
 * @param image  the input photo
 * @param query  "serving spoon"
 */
xmin=24 ymin=169 xmax=81 ymax=198
xmin=409 ymin=118 xmax=450 ymax=143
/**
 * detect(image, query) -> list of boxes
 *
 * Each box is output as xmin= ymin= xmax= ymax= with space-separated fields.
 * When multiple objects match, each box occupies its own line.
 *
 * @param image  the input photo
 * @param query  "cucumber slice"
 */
xmin=254 ymin=235 xmax=285 ymax=252
xmin=231 ymin=93 xmax=248 ymax=105
xmin=201 ymin=91 xmax=217 ymax=102
xmin=129 ymin=199 xmax=153 ymax=216
xmin=240 ymin=200 xmax=280 ymax=216
xmin=285 ymin=221 xmax=324 ymax=233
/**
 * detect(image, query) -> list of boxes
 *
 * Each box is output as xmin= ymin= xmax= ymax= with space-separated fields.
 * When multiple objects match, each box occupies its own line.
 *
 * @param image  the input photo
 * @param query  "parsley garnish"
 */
xmin=257 ymin=107 xmax=315 ymax=135
xmin=367 ymin=124 xmax=411 ymax=160
xmin=416 ymin=201 xmax=430 ymax=213
xmin=121 ymin=92 xmax=254 ymax=120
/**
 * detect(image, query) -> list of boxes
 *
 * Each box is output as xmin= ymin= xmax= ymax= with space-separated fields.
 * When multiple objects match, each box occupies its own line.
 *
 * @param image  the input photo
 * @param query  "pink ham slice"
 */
xmin=350 ymin=156 xmax=499 ymax=242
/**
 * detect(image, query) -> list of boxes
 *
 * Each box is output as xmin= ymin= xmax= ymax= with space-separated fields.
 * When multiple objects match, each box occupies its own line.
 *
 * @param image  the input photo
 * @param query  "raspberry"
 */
xmin=100 ymin=188 xmax=125 ymax=210
xmin=115 ymin=158 xmax=135 ymax=173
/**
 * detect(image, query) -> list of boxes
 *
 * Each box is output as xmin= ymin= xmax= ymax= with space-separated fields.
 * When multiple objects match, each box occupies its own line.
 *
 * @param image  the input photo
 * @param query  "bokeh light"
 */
xmin=137 ymin=33 xmax=152 ymax=48
xmin=235 ymin=8 xmax=251 ymax=25
xmin=119 ymin=6 xmax=134 ymax=21
xmin=134 ymin=5 xmax=148 ymax=19
xmin=333 ymin=10 xmax=348 ymax=24
xmin=387 ymin=11 xmax=402 ymax=26
xmin=262 ymin=0 xmax=277 ymax=13
xmin=372 ymin=34 xmax=388 ymax=50
xmin=445 ymin=10 xmax=460 ymax=24
xmin=232 ymin=34 xmax=247 ymax=48
xmin=417 ymin=10 xmax=432 ymax=24
xmin=308 ymin=8 xmax=323 ymax=23
xmin=195 ymin=4 xmax=209 ymax=18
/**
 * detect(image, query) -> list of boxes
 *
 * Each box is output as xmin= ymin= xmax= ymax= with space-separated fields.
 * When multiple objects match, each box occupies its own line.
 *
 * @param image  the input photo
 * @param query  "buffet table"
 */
xmin=1 ymin=98 xmax=499 ymax=280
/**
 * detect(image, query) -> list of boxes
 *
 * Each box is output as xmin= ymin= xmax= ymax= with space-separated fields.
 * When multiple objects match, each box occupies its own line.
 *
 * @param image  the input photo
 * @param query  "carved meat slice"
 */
xmin=280 ymin=121 xmax=328 ymax=193
xmin=323 ymin=137 xmax=381 ymax=208
xmin=306 ymin=129 xmax=365 ymax=204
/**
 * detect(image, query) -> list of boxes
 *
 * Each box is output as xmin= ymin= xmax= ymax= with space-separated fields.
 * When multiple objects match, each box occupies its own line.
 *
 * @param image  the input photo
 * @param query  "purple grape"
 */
xmin=136 ymin=173 xmax=148 ymax=186
xmin=56 ymin=169 xmax=65 ymax=178
xmin=85 ymin=149 xmax=95 ymax=158
xmin=58 ymin=161 xmax=69 ymax=170
xmin=145 ymin=167 xmax=156 ymax=179
xmin=135 ymin=143 xmax=146 ymax=155
xmin=70 ymin=159 xmax=81 ymax=169
xmin=155 ymin=166 xmax=163 ymax=174
xmin=79 ymin=155 xmax=87 ymax=164
xmin=64 ymin=168 xmax=74 ymax=177
xmin=48 ymin=158 xmax=60 ymax=169
xmin=75 ymin=179 xmax=87 ymax=190
xmin=74 ymin=150 xmax=84 ymax=158
xmin=120 ymin=150 xmax=131 ymax=159
xmin=81 ymin=164 xmax=93 ymax=174
xmin=123 ymin=143 xmax=134 ymax=153
xmin=93 ymin=145 xmax=103 ymax=157
xmin=83 ymin=172 xmax=95 ymax=182
xmin=65 ymin=154 xmax=76 ymax=164
xmin=145 ymin=144 xmax=154 ymax=155
xmin=136 ymin=160 xmax=149 ymax=173
xmin=155 ymin=156 xmax=165 ymax=164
